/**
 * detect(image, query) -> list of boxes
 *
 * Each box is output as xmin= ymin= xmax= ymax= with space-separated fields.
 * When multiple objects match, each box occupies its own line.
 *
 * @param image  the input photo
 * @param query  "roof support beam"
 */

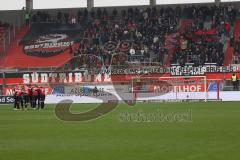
xmin=87 ymin=0 xmax=94 ymax=10
xmin=150 ymin=0 xmax=156 ymax=6
xmin=26 ymin=0 xmax=33 ymax=10
xmin=215 ymin=0 xmax=220 ymax=5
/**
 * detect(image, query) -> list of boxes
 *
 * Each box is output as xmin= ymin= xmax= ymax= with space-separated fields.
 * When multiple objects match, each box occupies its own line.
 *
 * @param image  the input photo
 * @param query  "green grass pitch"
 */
xmin=1 ymin=102 xmax=240 ymax=160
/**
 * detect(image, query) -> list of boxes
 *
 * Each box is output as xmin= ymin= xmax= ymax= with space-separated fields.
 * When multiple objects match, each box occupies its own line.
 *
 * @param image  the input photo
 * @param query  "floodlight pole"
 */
xmin=87 ymin=0 xmax=94 ymax=10
xmin=26 ymin=0 xmax=33 ymax=11
xmin=215 ymin=0 xmax=220 ymax=6
xmin=150 ymin=0 xmax=156 ymax=6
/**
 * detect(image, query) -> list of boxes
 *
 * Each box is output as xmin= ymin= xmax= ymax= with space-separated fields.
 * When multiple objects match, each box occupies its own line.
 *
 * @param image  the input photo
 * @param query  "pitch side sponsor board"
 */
xmin=0 ymin=96 xmax=14 ymax=104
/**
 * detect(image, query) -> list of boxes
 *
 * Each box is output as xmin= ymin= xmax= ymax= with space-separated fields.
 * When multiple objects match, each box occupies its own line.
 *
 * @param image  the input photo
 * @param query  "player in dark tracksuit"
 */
xmin=39 ymin=87 xmax=46 ymax=109
xmin=29 ymin=86 xmax=33 ymax=108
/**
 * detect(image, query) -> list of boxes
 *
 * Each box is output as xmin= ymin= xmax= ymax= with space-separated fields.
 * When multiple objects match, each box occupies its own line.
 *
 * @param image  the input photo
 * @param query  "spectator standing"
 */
xmin=231 ymin=74 xmax=239 ymax=90
xmin=25 ymin=11 xmax=30 ymax=26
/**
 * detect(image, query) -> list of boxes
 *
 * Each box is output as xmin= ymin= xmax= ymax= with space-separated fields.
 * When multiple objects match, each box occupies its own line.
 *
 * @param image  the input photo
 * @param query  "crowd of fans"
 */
xmin=30 ymin=5 xmax=239 ymax=67
xmin=172 ymin=5 xmax=235 ymax=66
xmin=71 ymin=7 xmax=178 ymax=67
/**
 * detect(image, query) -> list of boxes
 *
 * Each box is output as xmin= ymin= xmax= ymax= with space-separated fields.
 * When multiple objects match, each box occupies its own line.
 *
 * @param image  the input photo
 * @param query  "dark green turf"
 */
xmin=1 ymin=102 xmax=240 ymax=160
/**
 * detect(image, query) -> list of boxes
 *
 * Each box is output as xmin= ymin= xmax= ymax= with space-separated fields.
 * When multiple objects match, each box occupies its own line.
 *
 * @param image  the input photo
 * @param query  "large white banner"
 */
xmin=44 ymin=84 xmax=240 ymax=103
xmin=45 ymin=91 xmax=240 ymax=104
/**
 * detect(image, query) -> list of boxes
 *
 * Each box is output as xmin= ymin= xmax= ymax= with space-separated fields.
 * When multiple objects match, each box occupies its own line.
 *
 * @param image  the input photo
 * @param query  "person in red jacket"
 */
xmin=14 ymin=87 xmax=24 ymax=110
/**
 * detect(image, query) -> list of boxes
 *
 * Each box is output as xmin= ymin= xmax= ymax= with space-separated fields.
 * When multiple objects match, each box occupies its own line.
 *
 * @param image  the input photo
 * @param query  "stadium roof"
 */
xmin=0 ymin=0 xmax=239 ymax=11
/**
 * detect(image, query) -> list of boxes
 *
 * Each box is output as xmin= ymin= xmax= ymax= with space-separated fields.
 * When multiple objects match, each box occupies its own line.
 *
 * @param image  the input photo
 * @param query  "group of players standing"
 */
xmin=13 ymin=85 xmax=46 ymax=110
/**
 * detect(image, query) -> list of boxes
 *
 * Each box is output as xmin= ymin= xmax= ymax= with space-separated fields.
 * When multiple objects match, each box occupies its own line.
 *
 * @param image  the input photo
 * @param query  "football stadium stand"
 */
xmin=0 ymin=4 xmax=239 ymax=69
xmin=1 ymin=3 xmax=240 ymax=159
xmin=0 ymin=2 xmax=240 ymax=101
xmin=0 ymin=22 xmax=10 ymax=60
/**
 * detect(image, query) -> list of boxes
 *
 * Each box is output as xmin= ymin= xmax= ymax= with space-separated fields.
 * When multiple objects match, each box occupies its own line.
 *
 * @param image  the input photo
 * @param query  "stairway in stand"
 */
xmin=223 ymin=18 xmax=240 ymax=66
xmin=0 ymin=25 xmax=28 ymax=68
xmin=0 ymin=25 xmax=29 ymax=68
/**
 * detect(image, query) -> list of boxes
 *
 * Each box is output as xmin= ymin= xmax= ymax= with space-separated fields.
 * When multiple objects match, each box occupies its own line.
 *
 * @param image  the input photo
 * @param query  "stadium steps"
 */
xmin=223 ymin=42 xmax=234 ymax=66
xmin=0 ymin=25 xmax=29 ymax=68
xmin=165 ymin=46 xmax=176 ymax=66
xmin=223 ymin=18 xmax=240 ymax=66
xmin=1 ymin=25 xmax=73 ymax=69
xmin=0 ymin=26 xmax=28 ymax=68
xmin=233 ymin=18 xmax=240 ymax=41
xmin=0 ymin=26 xmax=26 ymax=68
